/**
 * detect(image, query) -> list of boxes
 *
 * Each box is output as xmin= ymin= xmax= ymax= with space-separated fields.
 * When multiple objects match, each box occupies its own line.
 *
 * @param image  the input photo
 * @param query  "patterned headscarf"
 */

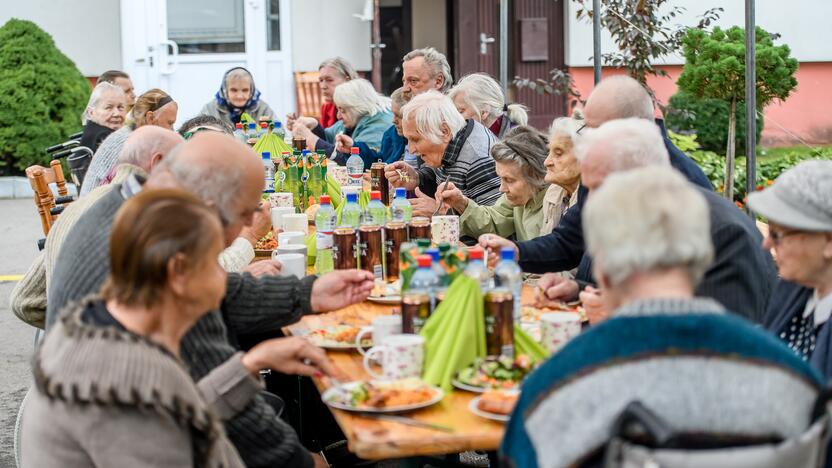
xmin=214 ymin=67 xmax=261 ymax=124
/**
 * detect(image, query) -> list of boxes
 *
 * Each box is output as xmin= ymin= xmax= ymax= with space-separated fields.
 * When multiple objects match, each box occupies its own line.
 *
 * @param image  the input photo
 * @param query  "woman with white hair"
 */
xmin=199 ymin=67 xmax=275 ymax=125
xmin=79 ymin=82 xmax=127 ymax=153
xmin=749 ymin=160 xmax=832 ymax=378
xmin=449 ymin=73 xmax=528 ymax=139
xmin=385 ymin=91 xmax=501 ymax=216
xmin=293 ymin=78 xmax=392 ymax=166
xmin=502 ymin=166 xmax=826 ymax=468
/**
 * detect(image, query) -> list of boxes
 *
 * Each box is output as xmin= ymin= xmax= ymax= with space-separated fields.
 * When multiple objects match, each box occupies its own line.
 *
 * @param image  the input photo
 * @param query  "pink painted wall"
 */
xmin=568 ymin=63 xmax=832 ymax=146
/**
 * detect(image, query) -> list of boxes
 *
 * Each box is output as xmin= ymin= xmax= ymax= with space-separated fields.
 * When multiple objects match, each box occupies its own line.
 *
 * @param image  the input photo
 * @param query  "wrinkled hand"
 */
xmin=239 ymin=203 xmax=272 ymax=246
xmin=243 ymin=260 xmax=282 ymax=278
xmin=384 ymin=161 xmax=418 ymax=191
xmin=535 ymin=273 xmax=580 ymax=305
xmin=310 ymin=270 xmax=375 ymax=312
xmin=410 ymin=188 xmax=438 ymax=218
xmin=335 ymin=134 xmax=354 ymax=154
xmin=579 ymin=285 xmax=610 ymax=324
xmin=297 ymin=116 xmax=318 ymax=129
xmin=435 ymin=181 xmax=467 ymax=213
xmin=242 ymin=336 xmax=343 ymax=379
xmin=479 ymin=234 xmax=518 ymax=268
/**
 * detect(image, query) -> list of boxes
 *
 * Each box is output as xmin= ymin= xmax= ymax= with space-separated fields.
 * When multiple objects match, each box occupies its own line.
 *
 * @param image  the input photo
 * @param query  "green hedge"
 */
xmin=666 ymin=91 xmax=763 ymax=153
xmin=0 ymin=19 xmax=90 ymax=175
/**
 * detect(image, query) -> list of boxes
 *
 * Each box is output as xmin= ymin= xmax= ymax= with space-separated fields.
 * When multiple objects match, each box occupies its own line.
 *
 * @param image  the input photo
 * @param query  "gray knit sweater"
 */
xmin=79 ymin=126 xmax=131 ymax=197
xmin=46 ymin=181 xmax=316 ymax=468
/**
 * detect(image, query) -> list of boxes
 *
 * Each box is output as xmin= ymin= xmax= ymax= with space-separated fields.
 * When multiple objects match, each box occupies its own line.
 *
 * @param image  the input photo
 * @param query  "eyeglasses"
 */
xmin=768 ymin=228 xmax=803 ymax=246
xmin=576 ymin=124 xmax=587 ymax=135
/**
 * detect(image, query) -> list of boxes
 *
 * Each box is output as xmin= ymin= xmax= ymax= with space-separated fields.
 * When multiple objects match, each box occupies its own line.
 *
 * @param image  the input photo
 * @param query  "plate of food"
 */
xmin=367 ymin=281 xmax=401 ymax=305
xmin=322 ymin=378 xmax=444 ymax=413
xmin=254 ymin=231 xmax=277 ymax=256
xmin=521 ymin=304 xmax=587 ymax=323
xmin=469 ymin=390 xmax=519 ymax=423
xmin=452 ymin=355 xmax=535 ymax=393
xmin=305 ymin=325 xmax=369 ymax=349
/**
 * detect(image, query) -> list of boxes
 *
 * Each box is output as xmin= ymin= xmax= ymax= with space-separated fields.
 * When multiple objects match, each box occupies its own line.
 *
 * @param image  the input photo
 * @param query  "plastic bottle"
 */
xmin=277 ymin=151 xmax=290 ymax=191
xmin=247 ymin=122 xmax=257 ymax=141
xmin=465 ymin=247 xmax=490 ymax=292
xmin=365 ymin=191 xmax=387 ymax=226
xmin=390 ymin=187 xmax=413 ymax=223
xmin=259 ymin=122 xmax=268 ymax=139
xmin=403 ymin=255 xmax=440 ymax=332
xmin=273 ymin=121 xmax=285 ymax=139
xmin=287 ymin=151 xmax=301 ymax=206
xmin=425 ymin=247 xmax=448 ymax=305
xmin=315 ymin=195 xmax=337 ymax=274
xmin=234 ymin=122 xmax=245 ymax=143
xmin=262 ymin=152 xmax=275 ymax=191
xmin=346 ymin=146 xmax=364 ymax=187
xmin=340 ymin=192 xmax=362 ymax=228
xmin=495 ymin=247 xmax=523 ymax=322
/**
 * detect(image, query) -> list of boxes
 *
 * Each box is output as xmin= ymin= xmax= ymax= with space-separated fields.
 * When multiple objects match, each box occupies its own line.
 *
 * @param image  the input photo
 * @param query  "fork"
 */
xmin=433 ymin=174 xmax=452 ymax=216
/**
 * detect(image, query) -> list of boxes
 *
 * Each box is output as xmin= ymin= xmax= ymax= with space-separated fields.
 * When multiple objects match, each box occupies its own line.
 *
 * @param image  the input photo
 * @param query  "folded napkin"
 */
xmin=514 ymin=324 xmax=548 ymax=361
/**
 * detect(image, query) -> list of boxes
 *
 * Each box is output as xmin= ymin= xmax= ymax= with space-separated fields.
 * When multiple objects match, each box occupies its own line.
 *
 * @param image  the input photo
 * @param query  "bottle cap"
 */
xmin=500 ymin=247 xmax=516 ymax=261
xmin=316 ymin=150 xmax=326 ymax=155
xmin=417 ymin=255 xmax=432 ymax=268
xmin=248 ymin=123 xmax=256 ymax=128
xmin=370 ymin=191 xmax=381 ymax=200
xmin=425 ymin=248 xmax=441 ymax=262
xmin=320 ymin=195 xmax=331 ymax=205
xmin=350 ymin=147 xmax=360 ymax=154
xmin=437 ymin=242 xmax=451 ymax=253
xmin=262 ymin=151 xmax=271 ymax=159
xmin=275 ymin=121 xmax=282 ymax=128
xmin=395 ymin=187 xmax=407 ymax=198
xmin=415 ymin=239 xmax=431 ymax=249
xmin=235 ymin=123 xmax=243 ymax=129
xmin=260 ymin=122 xmax=268 ymax=128
xmin=468 ymin=247 xmax=484 ymax=260
xmin=281 ymin=151 xmax=290 ymax=156
xmin=346 ymin=192 xmax=358 ymax=202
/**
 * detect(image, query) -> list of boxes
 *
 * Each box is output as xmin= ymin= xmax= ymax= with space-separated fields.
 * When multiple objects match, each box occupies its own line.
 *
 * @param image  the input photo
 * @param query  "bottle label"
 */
xmin=373 ymin=264 xmax=383 ymax=281
xmin=316 ymin=231 xmax=333 ymax=249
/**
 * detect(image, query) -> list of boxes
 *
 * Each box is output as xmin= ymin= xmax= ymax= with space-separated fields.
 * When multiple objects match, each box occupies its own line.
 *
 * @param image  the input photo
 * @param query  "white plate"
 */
xmin=367 ymin=295 xmax=401 ymax=305
xmin=322 ymin=381 xmax=444 ymax=413
xmin=468 ymin=395 xmax=514 ymax=423
xmin=452 ymin=378 xmax=519 ymax=393
xmin=303 ymin=327 xmax=370 ymax=350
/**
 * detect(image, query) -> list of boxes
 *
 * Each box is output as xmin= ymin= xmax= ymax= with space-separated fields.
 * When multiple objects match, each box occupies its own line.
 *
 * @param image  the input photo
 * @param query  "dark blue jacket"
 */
xmin=348 ymin=125 xmax=407 ymax=167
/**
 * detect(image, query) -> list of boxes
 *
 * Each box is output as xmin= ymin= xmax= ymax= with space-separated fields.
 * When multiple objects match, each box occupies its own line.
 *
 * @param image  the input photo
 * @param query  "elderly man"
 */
xmin=402 ymin=47 xmax=453 ymax=98
xmin=501 ymin=166 xmax=825 ymax=468
xmin=46 ymin=132 xmax=372 ymax=468
xmin=10 ymin=126 xmax=181 ymax=329
xmin=384 ymin=91 xmax=501 ymax=217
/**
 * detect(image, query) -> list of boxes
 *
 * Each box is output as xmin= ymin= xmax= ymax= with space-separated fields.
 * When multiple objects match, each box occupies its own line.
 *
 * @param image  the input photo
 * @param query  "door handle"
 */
xmin=160 ymin=40 xmax=179 ymax=75
xmin=479 ymin=33 xmax=495 ymax=55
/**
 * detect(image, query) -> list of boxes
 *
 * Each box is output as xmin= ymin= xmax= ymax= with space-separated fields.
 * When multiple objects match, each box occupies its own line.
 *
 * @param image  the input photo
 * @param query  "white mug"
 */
xmin=275 ymin=253 xmax=305 ymax=279
xmin=363 ymin=334 xmax=424 ymax=381
xmin=283 ymin=213 xmax=309 ymax=234
xmin=540 ymin=312 xmax=582 ymax=354
xmin=269 ymin=192 xmax=294 ymax=208
xmin=270 ymin=206 xmax=296 ymax=232
xmin=355 ymin=314 xmax=402 ymax=355
xmin=276 ymin=244 xmax=307 ymax=266
xmin=431 ymin=215 xmax=460 ymax=245
xmin=278 ymin=231 xmax=306 ymax=247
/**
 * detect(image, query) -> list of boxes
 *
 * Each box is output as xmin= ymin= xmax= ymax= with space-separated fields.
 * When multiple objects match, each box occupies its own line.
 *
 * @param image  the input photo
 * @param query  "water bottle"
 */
xmin=365 ymin=191 xmax=387 ymax=226
xmin=346 ymin=146 xmax=364 ymax=187
xmin=340 ymin=192 xmax=362 ymax=228
xmin=234 ymin=122 xmax=245 ymax=143
xmin=247 ymin=122 xmax=257 ymax=141
xmin=315 ymin=195 xmax=337 ymax=274
xmin=390 ymin=187 xmax=413 ymax=223
xmin=274 ymin=121 xmax=285 ymax=139
xmin=259 ymin=122 xmax=268 ymax=139
xmin=465 ymin=247 xmax=490 ymax=292
xmin=495 ymin=247 xmax=523 ymax=322
xmin=425 ymin=247 xmax=448 ymax=305
xmin=403 ymin=255 xmax=440 ymax=332
xmin=262 ymin=152 xmax=275 ymax=191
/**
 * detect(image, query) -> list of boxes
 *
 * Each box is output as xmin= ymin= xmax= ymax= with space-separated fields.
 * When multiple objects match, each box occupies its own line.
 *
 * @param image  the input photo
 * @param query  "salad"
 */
xmin=455 ymin=355 xmax=535 ymax=390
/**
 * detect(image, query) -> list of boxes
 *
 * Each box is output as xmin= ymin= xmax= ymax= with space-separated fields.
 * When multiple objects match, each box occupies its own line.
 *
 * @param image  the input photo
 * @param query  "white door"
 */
xmin=120 ymin=0 xmax=295 ymax=128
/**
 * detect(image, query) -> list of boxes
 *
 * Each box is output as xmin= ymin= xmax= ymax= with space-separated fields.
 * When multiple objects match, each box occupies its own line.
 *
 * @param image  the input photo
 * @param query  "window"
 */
xmin=266 ymin=0 xmax=281 ymax=51
xmin=167 ymin=0 xmax=246 ymax=54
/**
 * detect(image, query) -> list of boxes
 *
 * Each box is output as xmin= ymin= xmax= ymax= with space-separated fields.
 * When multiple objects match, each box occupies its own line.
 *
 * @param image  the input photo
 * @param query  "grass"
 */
xmin=757 ymin=144 xmax=832 ymax=160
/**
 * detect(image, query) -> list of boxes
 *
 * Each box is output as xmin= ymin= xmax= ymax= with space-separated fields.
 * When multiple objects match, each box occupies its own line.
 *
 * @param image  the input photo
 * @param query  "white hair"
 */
xmin=548 ymin=115 xmax=584 ymax=146
xmin=225 ymin=68 xmax=253 ymax=86
xmin=575 ymin=118 xmax=669 ymax=172
xmin=403 ymin=47 xmax=453 ymax=93
xmin=333 ymin=78 xmax=390 ymax=119
xmin=318 ymin=57 xmax=359 ymax=80
xmin=401 ymin=90 xmax=466 ymax=144
xmin=82 ymin=81 xmax=124 ymax=124
xmin=449 ymin=73 xmax=528 ymax=126
xmin=584 ymin=166 xmax=714 ymax=288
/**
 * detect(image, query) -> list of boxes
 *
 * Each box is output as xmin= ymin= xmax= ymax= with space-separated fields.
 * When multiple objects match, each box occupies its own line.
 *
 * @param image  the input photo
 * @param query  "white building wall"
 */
xmin=0 ymin=0 xmax=122 ymax=76
xmin=289 ymin=0 xmax=372 ymax=71
xmin=566 ymin=0 xmax=832 ymax=67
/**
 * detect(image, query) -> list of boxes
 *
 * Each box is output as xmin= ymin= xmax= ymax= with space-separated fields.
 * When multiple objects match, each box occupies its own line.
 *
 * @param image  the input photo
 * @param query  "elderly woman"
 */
xmin=200 ymin=67 xmax=275 ymax=125
xmin=336 ymin=87 xmax=408 ymax=165
xmin=502 ymin=167 xmax=826 ymax=468
xmin=449 ymin=73 xmax=528 ymax=139
xmin=287 ymin=57 xmax=357 ymax=132
xmin=80 ymin=89 xmax=178 ymax=196
xmin=540 ymin=116 xmax=583 ymax=233
xmin=22 ymin=189 xmax=338 ymax=467
xmin=79 ymin=82 xmax=127 ymax=153
xmin=293 ymin=78 xmax=393 ymax=165
xmin=748 ymin=161 xmax=832 ymax=378
xmin=436 ymin=126 xmax=550 ymax=241
xmin=385 ymin=91 xmax=501 ymax=217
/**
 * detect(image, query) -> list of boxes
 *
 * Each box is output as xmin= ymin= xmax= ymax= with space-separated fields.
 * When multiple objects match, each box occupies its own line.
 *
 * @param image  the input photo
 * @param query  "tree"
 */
xmin=677 ymin=26 xmax=798 ymax=199
xmin=0 ymin=19 xmax=90 ymax=174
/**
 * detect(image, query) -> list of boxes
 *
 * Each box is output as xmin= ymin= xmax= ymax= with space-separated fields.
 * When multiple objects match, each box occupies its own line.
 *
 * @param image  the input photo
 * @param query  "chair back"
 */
xmin=25 ymin=160 xmax=72 ymax=236
xmin=294 ymin=71 xmax=322 ymax=120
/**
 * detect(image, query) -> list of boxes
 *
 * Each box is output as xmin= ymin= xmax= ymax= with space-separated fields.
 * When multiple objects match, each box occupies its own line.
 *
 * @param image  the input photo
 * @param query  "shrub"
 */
xmin=0 ymin=19 xmax=90 ymax=175
xmin=666 ymin=91 xmax=763 ymax=153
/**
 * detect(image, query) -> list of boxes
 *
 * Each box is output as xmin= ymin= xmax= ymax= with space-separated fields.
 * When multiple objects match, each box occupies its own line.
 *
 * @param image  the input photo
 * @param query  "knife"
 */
xmin=358 ymin=413 xmax=455 ymax=433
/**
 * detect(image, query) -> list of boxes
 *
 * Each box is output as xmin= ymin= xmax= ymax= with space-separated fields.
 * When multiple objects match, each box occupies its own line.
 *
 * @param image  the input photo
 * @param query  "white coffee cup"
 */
xmin=355 ymin=315 xmax=403 ymax=355
xmin=275 ymin=253 xmax=305 ymax=279
xmin=276 ymin=244 xmax=307 ymax=266
xmin=270 ymin=207 xmax=296 ymax=232
xmin=278 ymin=231 xmax=306 ymax=247
xmin=283 ymin=213 xmax=309 ymax=234
xmin=540 ymin=312 xmax=582 ymax=354
xmin=363 ymin=334 xmax=424 ymax=380
xmin=269 ymin=192 xmax=294 ymax=208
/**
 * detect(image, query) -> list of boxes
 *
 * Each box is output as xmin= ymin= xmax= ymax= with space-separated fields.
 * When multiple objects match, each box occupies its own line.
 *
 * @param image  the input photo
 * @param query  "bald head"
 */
xmin=583 ymin=75 xmax=655 ymax=129
xmin=117 ymin=126 xmax=182 ymax=172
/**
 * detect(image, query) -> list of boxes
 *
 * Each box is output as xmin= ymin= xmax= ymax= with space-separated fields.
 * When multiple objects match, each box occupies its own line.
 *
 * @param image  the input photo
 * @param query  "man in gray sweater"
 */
xmin=47 ymin=133 xmax=373 ymax=468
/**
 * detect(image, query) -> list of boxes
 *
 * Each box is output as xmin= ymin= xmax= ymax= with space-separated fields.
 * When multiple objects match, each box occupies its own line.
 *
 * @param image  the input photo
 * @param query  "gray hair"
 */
xmin=595 ymin=75 xmax=654 ymax=120
xmin=390 ymin=87 xmax=408 ymax=108
xmin=403 ymin=47 xmax=453 ymax=93
xmin=549 ymin=114 xmax=583 ymax=144
xmin=490 ymin=126 xmax=549 ymax=190
xmin=401 ymin=90 xmax=466 ymax=144
xmin=82 ymin=81 xmax=125 ymax=124
xmin=318 ymin=56 xmax=359 ymax=80
xmin=584 ymin=166 xmax=714 ymax=288
xmin=449 ymin=73 xmax=528 ymax=126
xmin=575 ymin=118 xmax=669 ymax=172
xmin=225 ymin=68 xmax=253 ymax=86
xmin=333 ymin=78 xmax=390 ymax=119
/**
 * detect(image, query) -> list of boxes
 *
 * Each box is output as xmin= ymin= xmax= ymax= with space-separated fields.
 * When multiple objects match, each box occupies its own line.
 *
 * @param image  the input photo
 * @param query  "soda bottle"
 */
xmin=365 ymin=191 xmax=387 ymax=226
xmin=315 ymin=195 xmax=337 ymax=274
xmin=495 ymin=247 xmax=523 ymax=322
xmin=288 ymin=151 xmax=300 ymax=207
xmin=340 ymin=192 xmax=362 ymax=228
xmin=346 ymin=146 xmax=364 ymax=187
xmin=465 ymin=247 xmax=490 ymax=293
xmin=234 ymin=122 xmax=245 ymax=143
xmin=390 ymin=187 xmax=413 ymax=223
xmin=402 ymin=254 xmax=439 ymax=333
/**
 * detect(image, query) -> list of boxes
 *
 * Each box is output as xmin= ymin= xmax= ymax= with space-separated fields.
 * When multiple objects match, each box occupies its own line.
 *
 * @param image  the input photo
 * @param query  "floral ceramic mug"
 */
xmin=431 ymin=215 xmax=459 ymax=245
xmin=540 ymin=312 xmax=581 ymax=354
xmin=363 ymin=334 xmax=424 ymax=380
xmin=269 ymin=192 xmax=294 ymax=208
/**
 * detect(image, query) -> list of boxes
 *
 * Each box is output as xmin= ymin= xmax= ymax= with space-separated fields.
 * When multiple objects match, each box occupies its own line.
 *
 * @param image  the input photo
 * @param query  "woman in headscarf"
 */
xmin=199 ymin=67 xmax=275 ymax=125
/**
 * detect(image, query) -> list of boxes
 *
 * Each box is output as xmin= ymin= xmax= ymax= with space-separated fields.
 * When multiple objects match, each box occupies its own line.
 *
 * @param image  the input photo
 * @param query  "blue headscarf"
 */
xmin=215 ymin=67 xmax=261 ymax=124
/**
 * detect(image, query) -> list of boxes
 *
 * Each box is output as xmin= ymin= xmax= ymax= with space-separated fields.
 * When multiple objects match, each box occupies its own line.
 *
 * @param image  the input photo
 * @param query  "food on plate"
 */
xmin=328 ymin=379 xmax=437 ymax=409
xmin=371 ymin=281 xmax=401 ymax=298
xmin=456 ymin=355 xmax=535 ymax=390
xmin=308 ymin=325 xmax=365 ymax=345
xmin=255 ymin=231 xmax=277 ymax=251
xmin=477 ymin=390 xmax=519 ymax=416
xmin=522 ymin=305 xmax=586 ymax=322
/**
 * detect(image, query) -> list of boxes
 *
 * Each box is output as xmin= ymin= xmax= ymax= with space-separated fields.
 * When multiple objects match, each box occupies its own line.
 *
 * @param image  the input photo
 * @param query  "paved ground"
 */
xmin=0 ymin=199 xmax=45 ymax=467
